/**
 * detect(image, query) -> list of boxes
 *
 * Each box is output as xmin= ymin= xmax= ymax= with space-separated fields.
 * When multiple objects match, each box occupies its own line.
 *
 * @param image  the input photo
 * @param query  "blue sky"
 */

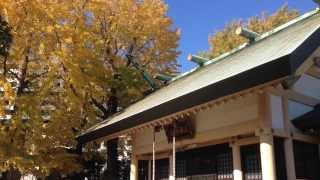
xmin=164 ymin=0 xmax=317 ymax=72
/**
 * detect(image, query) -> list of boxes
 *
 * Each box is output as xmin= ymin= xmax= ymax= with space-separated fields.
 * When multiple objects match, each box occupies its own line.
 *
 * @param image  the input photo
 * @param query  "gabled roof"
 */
xmin=78 ymin=9 xmax=320 ymax=144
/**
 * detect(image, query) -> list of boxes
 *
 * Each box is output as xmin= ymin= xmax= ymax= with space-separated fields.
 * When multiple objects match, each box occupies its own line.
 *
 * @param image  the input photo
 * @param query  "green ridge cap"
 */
xmin=170 ymin=8 xmax=320 ymax=84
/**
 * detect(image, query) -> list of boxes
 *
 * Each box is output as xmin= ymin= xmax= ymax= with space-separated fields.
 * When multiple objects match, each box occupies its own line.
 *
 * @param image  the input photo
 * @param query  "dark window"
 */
xmin=293 ymin=140 xmax=320 ymax=180
xmin=138 ymin=160 xmax=149 ymax=180
xmin=155 ymin=158 xmax=169 ymax=180
xmin=179 ymin=143 xmax=233 ymax=179
xmin=241 ymin=144 xmax=262 ymax=180
xmin=216 ymin=152 xmax=233 ymax=179
xmin=176 ymin=159 xmax=186 ymax=180
xmin=140 ymin=144 xmax=233 ymax=180
xmin=273 ymin=137 xmax=287 ymax=180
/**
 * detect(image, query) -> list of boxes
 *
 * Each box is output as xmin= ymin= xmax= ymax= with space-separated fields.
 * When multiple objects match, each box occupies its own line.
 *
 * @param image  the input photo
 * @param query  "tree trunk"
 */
xmin=104 ymin=138 xmax=119 ymax=180
xmin=3 ymin=55 xmax=8 ymax=76
xmin=17 ymin=53 xmax=29 ymax=95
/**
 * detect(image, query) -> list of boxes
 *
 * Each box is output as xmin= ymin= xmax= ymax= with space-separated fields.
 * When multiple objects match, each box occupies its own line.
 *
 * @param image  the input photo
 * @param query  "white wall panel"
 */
xmin=270 ymin=95 xmax=284 ymax=129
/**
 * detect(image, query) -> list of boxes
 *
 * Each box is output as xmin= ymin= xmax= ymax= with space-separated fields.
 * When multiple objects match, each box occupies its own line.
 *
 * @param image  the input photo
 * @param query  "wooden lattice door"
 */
xmin=241 ymin=144 xmax=262 ymax=180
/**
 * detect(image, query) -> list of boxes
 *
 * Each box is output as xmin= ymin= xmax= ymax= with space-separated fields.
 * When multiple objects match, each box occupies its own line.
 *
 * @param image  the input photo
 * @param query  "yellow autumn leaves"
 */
xmin=207 ymin=5 xmax=299 ymax=59
xmin=0 ymin=0 xmax=179 ymax=176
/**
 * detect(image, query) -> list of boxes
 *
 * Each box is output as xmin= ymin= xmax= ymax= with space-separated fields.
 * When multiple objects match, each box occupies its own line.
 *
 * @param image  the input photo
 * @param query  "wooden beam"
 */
xmin=137 ymin=152 xmax=171 ymax=161
xmin=273 ymin=128 xmax=289 ymax=138
xmin=292 ymin=132 xmax=320 ymax=144
xmin=295 ymin=47 xmax=320 ymax=76
xmin=287 ymin=90 xmax=320 ymax=106
xmin=268 ymin=88 xmax=320 ymax=107
xmin=307 ymin=65 xmax=320 ymax=79
xmin=135 ymin=119 xmax=259 ymax=155
xmin=232 ymin=136 xmax=259 ymax=146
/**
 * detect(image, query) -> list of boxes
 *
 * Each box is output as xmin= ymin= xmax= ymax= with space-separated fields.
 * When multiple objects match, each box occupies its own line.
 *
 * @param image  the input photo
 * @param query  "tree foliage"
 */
xmin=0 ymin=0 xmax=179 ymax=176
xmin=205 ymin=5 xmax=299 ymax=59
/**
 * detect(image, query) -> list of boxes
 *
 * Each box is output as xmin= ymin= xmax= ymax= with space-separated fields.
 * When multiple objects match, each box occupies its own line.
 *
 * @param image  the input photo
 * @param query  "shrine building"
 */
xmin=77 ymin=8 xmax=320 ymax=180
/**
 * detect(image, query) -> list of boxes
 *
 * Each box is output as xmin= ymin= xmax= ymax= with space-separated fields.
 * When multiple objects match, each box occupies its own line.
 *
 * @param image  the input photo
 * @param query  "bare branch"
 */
xmin=17 ymin=47 xmax=31 ymax=95
xmin=8 ymin=69 xmax=19 ymax=79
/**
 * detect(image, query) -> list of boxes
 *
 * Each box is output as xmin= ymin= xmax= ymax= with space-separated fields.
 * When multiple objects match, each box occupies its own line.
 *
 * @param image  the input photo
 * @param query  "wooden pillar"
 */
xmin=284 ymin=138 xmax=296 ymax=180
xmin=282 ymin=96 xmax=297 ymax=180
xmin=172 ymin=123 xmax=176 ymax=180
xmin=152 ymin=128 xmax=156 ymax=180
xmin=130 ymin=155 xmax=138 ymax=180
xmin=258 ymin=93 xmax=276 ymax=180
xmin=232 ymin=144 xmax=243 ymax=180
xmin=169 ymin=155 xmax=174 ymax=180
xmin=130 ymin=135 xmax=138 ymax=180
xmin=260 ymin=133 xmax=276 ymax=180
xmin=169 ymin=123 xmax=176 ymax=180
xmin=148 ymin=160 xmax=152 ymax=180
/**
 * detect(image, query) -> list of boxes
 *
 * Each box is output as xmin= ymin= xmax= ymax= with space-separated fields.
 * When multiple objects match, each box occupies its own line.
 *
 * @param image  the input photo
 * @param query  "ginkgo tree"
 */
xmin=0 ymin=0 xmax=179 ymax=177
xmin=202 ymin=5 xmax=299 ymax=59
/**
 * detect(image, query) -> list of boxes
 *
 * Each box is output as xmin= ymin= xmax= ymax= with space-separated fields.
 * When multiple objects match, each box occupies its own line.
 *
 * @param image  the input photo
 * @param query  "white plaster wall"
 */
xmin=293 ymin=74 xmax=320 ymax=100
xmin=134 ymin=94 xmax=259 ymax=154
xmin=270 ymin=95 xmax=284 ymax=130
xmin=134 ymin=127 xmax=168 ymax=149
xmin=196 ymin=94 xmax=259 ymax=133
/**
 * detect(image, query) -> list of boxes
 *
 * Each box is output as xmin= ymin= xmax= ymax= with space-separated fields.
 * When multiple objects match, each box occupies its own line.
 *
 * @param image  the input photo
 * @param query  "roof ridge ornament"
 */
xmin=154 ymin=74 xmax=174 ymax=83
xmin=188 ymin=54 xmax=210 ymax=66
xmin=235 ymin=27 xmax=260 ymax=43
xmin=124 ymin=53 xmax=158 ymax=90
